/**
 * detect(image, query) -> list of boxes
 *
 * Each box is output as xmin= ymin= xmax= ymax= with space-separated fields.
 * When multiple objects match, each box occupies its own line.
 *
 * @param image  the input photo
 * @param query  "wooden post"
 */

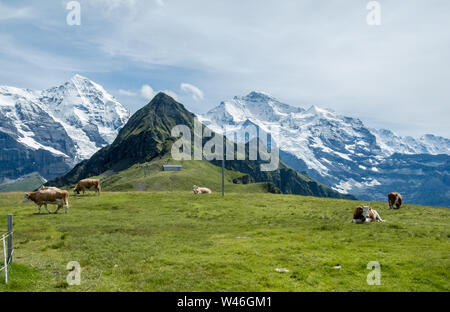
xmin=7 ymin=214 xmax=13 ymax=264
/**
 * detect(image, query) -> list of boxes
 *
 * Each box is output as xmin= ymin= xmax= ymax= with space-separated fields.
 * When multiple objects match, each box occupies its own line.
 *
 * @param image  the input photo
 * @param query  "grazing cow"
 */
xmin=74 ymin=179 xmax=101 ymax=196
xmin=352 ymin=206 xmax=384 ymax=223
xmin=388 ymin=192 xmax=403 ymax=209
xmin=193 ymin=185 xmax=212 ymax=195
xmin=23 ymin=188 xmax=69 ymax=214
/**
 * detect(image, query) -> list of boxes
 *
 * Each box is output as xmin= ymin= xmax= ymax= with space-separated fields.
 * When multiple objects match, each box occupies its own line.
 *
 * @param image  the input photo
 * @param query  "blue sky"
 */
xmin=0 ymin=0 xmax=449 ymax=137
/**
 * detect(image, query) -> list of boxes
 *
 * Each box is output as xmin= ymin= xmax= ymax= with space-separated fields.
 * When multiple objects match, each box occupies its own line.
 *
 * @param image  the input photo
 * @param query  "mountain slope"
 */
xmin=200 ymin=92 xmax=450 ymax=207
xmin=48 ymin=93 xmax=195 ymax=186
xmin=0 ymin=75 xmax=130 ymax=181
xmin=48 ymin=93 xmax=352 ymax=199
xmin=84 ymin=154 xmax=276 ymax=194
xmin=0 ymin=172 xmax=46 ymax=192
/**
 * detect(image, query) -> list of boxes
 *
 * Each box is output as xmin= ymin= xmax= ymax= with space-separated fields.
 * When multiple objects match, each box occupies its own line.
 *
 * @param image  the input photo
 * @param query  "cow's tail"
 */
xmin=97 ymin=183 xmax=102 ymax=195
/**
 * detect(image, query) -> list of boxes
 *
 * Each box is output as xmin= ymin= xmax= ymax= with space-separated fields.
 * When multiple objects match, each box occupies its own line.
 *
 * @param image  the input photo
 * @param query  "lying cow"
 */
xmin=352 ymin=206 xmax=384 ymax=223
xmin=74 ymin=179 xmax=101 ymax=196
xmin=39 ymin=186 xmax=60 ymax=191
xmin=388 ymin=192 xmax=403 ymax=209
xmin=23 ymin=187 xmax=69 ymax=214
xmin=193 ymin=185 xmax=212 ymax=194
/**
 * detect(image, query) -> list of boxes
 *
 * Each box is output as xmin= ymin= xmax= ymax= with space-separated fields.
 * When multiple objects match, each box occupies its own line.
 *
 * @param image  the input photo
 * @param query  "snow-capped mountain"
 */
xmin=371 ymin=129 xmax=450 ymax=156
xmin=199 ymin=92 xmax=450 ymax=207
xmin=0 ymin=75 xmax=130 ymax=181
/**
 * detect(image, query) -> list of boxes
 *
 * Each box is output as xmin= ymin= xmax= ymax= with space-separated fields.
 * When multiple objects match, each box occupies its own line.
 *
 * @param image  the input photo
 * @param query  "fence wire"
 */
xmin=0 ymin=231 xmax=13 ymax=279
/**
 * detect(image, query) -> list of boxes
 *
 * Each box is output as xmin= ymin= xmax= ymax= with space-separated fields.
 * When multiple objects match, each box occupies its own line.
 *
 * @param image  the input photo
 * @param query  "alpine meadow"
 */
xmin=0 ymin=0 xmax=449 ymax=297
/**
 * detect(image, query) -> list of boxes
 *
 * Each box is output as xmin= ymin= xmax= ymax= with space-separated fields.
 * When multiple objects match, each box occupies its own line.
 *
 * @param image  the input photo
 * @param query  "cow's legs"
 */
xmin=393 ymin=196 xmax=399 ymax=209
xmin=373 ymin=210 xmax=384 ymax=222
xmin=37 ymin=205 xmax=41 ymax=214
xmin=44 ymin=204 xmax=51 ymax=214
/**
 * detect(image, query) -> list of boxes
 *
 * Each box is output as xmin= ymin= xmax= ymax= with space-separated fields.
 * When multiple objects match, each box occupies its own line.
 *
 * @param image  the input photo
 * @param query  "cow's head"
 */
xmin=192 ymin=185 xmax=198 ymax=194
xmin=362 ymin=206 xmax=371 ymax=218
xmin=23 ymin=193 xmax=31 ymax=203
xmin=73 ymin=187 xmax=80 ymax=195
xmin=353 ymin=207 xmax=363 ymax=219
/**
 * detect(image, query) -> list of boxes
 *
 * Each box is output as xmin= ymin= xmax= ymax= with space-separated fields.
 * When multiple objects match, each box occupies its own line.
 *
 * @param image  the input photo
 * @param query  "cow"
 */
xmin=352 ymin=206 xmax=384 ymax=223
xmin=74 ymin=179 xmax=101 ymax=196
xmin=388 ymin=192 xmax=403 ymax=209
xmin=23 ymin=188 xmax=69 ymax=214
xmin=39 ymin=186 xmax=60 ymax=191
xmin=193 ymin=185 xmax=212 ymax=195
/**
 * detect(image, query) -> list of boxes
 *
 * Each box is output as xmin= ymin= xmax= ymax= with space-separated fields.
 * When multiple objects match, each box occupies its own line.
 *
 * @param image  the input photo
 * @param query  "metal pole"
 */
xmin=7 ymin=214 xmax=13 ymax=264
xmin=222 ymin=137 xmax=225 ymax=197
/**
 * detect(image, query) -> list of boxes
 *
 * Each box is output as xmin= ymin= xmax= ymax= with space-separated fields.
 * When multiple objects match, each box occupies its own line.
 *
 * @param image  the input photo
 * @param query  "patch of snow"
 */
xmin=0 ymin=75 xmax=130 ymax=164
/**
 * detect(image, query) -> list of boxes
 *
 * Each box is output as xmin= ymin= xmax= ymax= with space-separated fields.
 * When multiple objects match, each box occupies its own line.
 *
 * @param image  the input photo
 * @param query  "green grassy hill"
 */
xmin=0 ymin=191 xmax=448 ymax=292
xmin=48 ymin=93 xmax=354 ymax=200
xmin=0 ymin=172 xmax=45 ymax=193
xmin=93 ymin=155 xmax=275 ymax=194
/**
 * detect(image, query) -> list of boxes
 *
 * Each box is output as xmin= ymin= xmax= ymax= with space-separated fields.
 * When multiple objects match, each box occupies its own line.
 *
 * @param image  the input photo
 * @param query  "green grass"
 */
xmin=0 ymin=191 xmax=448 ymax=292
xmin=92 ymin=156 xmax=271 ymax=193
xmin=0 ymin=172 xmax=44 ymax=193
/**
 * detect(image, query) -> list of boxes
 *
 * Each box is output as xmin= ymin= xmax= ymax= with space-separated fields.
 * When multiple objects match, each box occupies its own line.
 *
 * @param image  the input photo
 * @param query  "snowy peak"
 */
xmin=305 ymin=105 xmax=332 ymax=116
xmin=40 ymin=75 xmax=130 ymax=157
xmin=0 ymin=75 xmax=130 ymax=164
xmin=371 ymin=128 xmax=450 ymax=156
xmin=201 ymin=91 xmax=304 ymax=126
xmin=239 ymin=91 xmax=277 ymax=102
xmin=199 ymin=92 xmax=450 ymax=206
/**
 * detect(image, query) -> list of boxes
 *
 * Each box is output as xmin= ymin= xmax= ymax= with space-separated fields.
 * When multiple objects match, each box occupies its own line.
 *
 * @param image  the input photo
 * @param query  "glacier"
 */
xmin=199 ymin=92 xmax=450 ymax=207
xmin=0 ymin=75 xmax=130 ymax=181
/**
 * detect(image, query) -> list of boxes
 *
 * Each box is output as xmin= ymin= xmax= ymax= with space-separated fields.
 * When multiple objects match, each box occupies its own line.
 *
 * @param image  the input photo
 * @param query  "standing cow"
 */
xmin=74 ymin=179 xmax=101 ymax=196
xmin=388 ymin=192 xmax=403 ymax=209
xmin=23 ymin=188 xmax=69 ymax=214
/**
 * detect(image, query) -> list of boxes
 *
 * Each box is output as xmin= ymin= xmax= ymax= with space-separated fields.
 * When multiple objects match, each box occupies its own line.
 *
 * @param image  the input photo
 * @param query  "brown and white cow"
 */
xmin=74 ymin=179 xmax=101 ymax=196
xmin=23 ymin=188 xmax=69 ymax=214
xmin=352 ymin=206 xmax=384 ymax=223
xmin=39 ymin=186 xmax=60 ymax=191
xmin=388 ymin=192 xmax=402 ymax=209
xmin=193 ymin=185 xmax=212 ymax=194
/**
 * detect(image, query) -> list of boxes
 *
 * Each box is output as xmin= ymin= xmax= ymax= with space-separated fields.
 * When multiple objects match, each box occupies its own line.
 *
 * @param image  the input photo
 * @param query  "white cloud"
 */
xmin=141 ymin=84 xmax=156 ymax=100
xmin=155 ymin=0 xmax=165 ymax=8
xmin=0 ymin=3 xmax=32 ymax=21
xmin=180 ymin=83 xmax=204 ymax=101
xmin=140 ymin=85 xmax=178 ymax=101
xmin=84 ymin=0 xmax=450 ymax=137
xmin=118 ymin=89 xmax=136 ymax=96
xmin=1 ymin=1 xmax=449 ymax=137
